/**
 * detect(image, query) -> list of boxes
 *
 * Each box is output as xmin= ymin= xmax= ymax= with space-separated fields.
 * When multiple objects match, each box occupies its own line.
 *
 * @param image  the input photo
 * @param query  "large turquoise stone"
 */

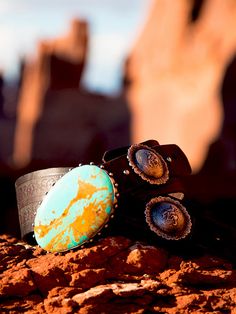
xmin=34 ymin=165 xmax=115 ymax=252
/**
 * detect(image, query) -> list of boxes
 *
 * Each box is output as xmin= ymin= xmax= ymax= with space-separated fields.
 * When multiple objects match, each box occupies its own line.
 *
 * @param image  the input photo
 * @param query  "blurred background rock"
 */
xmin=0 ymin=0 xmax=236 ymax=245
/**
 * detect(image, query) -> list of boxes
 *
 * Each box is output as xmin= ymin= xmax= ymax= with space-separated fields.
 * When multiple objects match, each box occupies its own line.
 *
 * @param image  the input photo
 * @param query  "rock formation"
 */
xmin=0 ymin=72 xmax=4 ymax=118
xmin=0 ymin=234 xmax=236 ymax=313
xmin=126 ymin=0 xmax=236 ymax=172
xmin=13 ymin=19 xmax=88 ymax=168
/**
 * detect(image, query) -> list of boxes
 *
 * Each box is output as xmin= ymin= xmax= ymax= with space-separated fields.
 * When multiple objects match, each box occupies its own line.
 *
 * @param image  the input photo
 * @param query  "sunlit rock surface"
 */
xmin=0 ymin=234 xmax=235 ymax=313
xmin=126 ymin=0 xmax=236 ymax=172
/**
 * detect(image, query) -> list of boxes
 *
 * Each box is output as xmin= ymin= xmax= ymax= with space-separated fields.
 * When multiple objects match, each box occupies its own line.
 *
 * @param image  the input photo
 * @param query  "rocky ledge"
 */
xmin=0 ymin=234 xmax=236 ymax=313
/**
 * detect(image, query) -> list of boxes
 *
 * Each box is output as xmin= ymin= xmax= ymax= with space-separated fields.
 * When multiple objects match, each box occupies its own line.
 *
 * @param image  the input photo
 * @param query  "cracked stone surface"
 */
xmin=0 ymin=234 xmax=236 ymax=313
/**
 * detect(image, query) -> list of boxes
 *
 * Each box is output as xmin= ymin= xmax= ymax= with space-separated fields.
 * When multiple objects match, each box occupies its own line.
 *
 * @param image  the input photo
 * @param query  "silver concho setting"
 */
xmin=127 ymin=144 xmax=169 ymax=185
xmin=145 ymin=196 xmax=192 ymax=240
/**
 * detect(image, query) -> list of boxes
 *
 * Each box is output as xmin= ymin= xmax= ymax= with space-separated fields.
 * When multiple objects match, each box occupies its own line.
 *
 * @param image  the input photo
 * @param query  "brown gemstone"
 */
xmin=135 ymin=149 xmax=164 ymax=178
xmin=127 ymin=144 xmax=169 ymax=184
xmin=145 ymin=197 xmax=192 ymax=240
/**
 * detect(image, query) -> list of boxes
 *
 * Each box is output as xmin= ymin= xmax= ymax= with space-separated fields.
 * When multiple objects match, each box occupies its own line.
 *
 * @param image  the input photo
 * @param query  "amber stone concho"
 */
xmin=15 ymin=139 xmax=192 ymax=252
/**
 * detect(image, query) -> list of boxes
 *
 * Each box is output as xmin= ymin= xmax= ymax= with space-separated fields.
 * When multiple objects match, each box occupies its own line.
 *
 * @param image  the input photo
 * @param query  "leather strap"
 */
xmin=102 ymin=140 xmax=191 ymax=195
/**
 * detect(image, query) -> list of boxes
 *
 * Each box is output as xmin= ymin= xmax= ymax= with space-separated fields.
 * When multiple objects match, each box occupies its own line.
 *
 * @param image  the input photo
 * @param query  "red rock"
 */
xmin=125 ymin=1 xmax=236 ymax=172
xmin=109 ymin=242 xmax=168 ymax=275
xmin=72 ymin=281 xmax=157 ymax=313
xmin=0 ymin=267 xmax=36 ymax=297
xmin=0 ymin=242 xmax=34 ymax=272
xmin=175 ymin=294 xmax=208 ymax=310
xmin=0 ymin=234 xmax=18 ymax=244
xmin=190 ymin=255 xmax=233 ymax=270
xmin=13 ymin=19 xmax=89 ymax=168
xmin=65 ymin=236 xmax=132 ymax=269
xmin=0 ymin=234 xmax=236 ymax=313
xmin=70 ymin=268 xmax=106 ymax=289
xmin=178 ymin=260 xmax=236 ymax=287
xmin=43 ymin=295 xmax=78 ymax=314
xmin=0 ymin=295 xmax=42 ymax=313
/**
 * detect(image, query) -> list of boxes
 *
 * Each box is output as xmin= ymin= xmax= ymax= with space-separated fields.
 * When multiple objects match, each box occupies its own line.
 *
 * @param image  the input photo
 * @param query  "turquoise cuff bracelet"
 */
xmin=15 ymin=140 xmax=192 ymax=252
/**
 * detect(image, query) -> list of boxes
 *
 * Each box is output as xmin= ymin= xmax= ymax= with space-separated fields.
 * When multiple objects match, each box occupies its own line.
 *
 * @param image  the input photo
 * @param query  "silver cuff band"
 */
xmin=15 ymin=167 xmax=71 ymax=240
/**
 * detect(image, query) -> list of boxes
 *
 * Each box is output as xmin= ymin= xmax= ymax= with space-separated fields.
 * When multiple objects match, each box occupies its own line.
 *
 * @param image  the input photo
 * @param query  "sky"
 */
xmin=0 ymin=0 xmax=152 ymax=94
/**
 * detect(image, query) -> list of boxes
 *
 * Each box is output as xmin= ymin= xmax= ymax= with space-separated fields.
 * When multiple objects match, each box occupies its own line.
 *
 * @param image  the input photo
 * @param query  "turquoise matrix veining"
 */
xmin=34 ymin=165 xmax=115 ymax=252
